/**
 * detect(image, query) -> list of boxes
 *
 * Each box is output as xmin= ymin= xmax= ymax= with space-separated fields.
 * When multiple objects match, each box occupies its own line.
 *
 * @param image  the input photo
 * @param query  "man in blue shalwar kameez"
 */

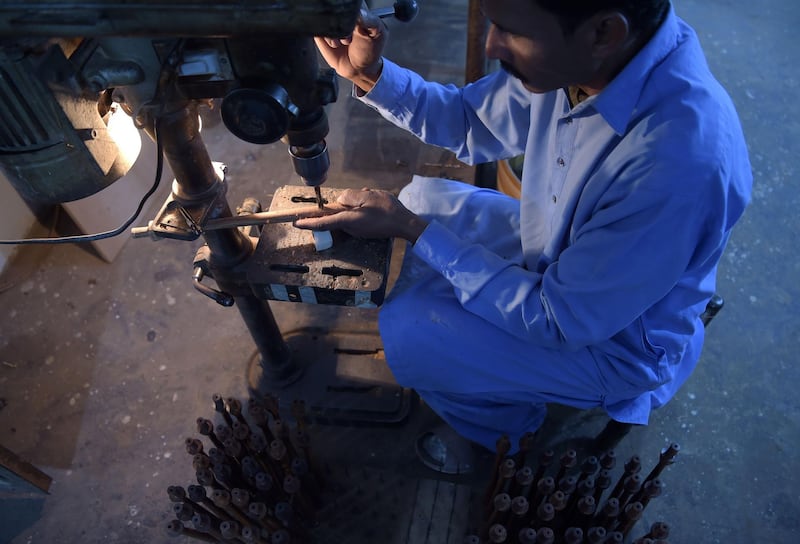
xmin=296 ymin=0 xmax=752 ymax=460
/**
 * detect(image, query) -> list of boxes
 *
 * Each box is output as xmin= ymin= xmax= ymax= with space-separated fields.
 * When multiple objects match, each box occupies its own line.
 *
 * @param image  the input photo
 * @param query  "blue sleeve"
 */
xmin=357 ymin=59 xmax=532 ymax=164
xmin=412 ymin=172 xmax=710 ymax=350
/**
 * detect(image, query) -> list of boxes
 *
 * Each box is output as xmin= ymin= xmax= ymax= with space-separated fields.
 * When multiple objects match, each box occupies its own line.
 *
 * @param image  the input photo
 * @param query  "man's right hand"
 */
xmin=314 ymin=9 xmax=388 ymax=93
xmin=294 ymin=188 xmax=428 ymax=244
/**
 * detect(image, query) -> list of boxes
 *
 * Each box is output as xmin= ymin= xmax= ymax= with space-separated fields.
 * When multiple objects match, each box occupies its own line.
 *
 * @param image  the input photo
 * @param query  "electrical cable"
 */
xmin=0 ymin=125 xmax=164 ymax=245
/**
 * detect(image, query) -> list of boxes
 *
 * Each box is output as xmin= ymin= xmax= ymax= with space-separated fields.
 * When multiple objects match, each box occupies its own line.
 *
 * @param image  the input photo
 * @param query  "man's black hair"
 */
xmin=535 ymin=0 xmax=670 ymax=36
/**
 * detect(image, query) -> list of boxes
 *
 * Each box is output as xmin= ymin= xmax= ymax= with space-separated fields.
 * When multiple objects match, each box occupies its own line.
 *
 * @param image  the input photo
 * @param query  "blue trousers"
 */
xmin=379 ymin=177 xmax=613 ymax=451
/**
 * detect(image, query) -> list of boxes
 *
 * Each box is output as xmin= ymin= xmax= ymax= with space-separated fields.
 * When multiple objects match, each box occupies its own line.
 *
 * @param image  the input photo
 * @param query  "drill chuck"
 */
xmin=289 ymin=141 xmax=330 ymax=187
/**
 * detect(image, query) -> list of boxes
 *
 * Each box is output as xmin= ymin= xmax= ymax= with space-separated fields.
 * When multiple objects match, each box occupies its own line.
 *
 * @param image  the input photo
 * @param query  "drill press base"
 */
xmin=247 ymin=327 xmax=412 ymax=425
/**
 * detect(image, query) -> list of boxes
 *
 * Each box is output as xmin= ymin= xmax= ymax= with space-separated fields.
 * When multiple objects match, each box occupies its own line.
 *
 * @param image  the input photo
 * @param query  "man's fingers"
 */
xmin=356 ymin=9 xmax=383 ymax=35
xmin=294 ymin=210 xmax=354 ymax=231
xmin=293 ymin=216 xmax=333 ymax=230
xmin=314 ymin=36 xmax=351 ymax=49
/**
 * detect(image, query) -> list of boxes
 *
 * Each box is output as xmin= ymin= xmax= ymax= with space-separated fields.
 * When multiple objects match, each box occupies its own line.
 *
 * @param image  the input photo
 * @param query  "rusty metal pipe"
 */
xmin=186 ymin=437 xmax=205 ymax=456
xmin=554 ymin=450 xmax=577 ymax=484
xmin=247 ymin=501 xmax=284 ymax=533
xmin=643 ymin=444 xmax=680 ymax=484
xmin=514 ymin=431 xmax=537 ymax=467
xmin=292 ymin=428 xmax=324 ymax=490
xmin=484 ymin=493 xmax=512 ymax=535
xmin=283 ymin=474 xmax=315 ymax=522
xmin=576 ymin=455 xmax=599 ymax=486
xmin=634 ymin=478 xmax=664 ymax=509
xmin=615 ymin=473 xmax=643 ymax=511
xmin=487 ymin=524 xmax=507 ymax=543
xmin=532 ymin=450 xmax=555 ymax=488
xmin=506 ymin=495 xmax=529 ymax=539
xmin=240 ymin=525 xmax=268 ymax=544
xmin=533 ymin=501 xmax=555 ymax=529
xmin=599 ymin=450 xmax=617 ymax=471
xmin=220 ymin=520 xmax=243 ymax=541
xmin=165 ymin=519 xmax=219 ymax=543
xmin=530 ymin=476 xmax=555 ymax=511
xmin=518 ymin=527 xmax=537 ymax=544
xmin=247 ymin=400 xmax=277 ymax=443
xmin=593 ymin=469 xmax=612 ymax=504
xmin=512 ymin=466 xmax=534 ymax=498
xmin=608 ymin=455 xmax=641 ymax=501
xmin=486 ymin=459 xmax=515 ymax=515
xmin=291 ymin=457 xmax=322 ymax=506
xmin=274 ymin=501 xmax=311 ymax=541
xmin=211 ymin=488 xmax=253 ymax=530
xmin=586 ymin=526 xmax=607 ymax=544
xmin=187 ymin=484 xmax=233 ymax=522
xmin=173 ymin=502 xmax=195 ymax=522
xmin=213 ymin=394 xmax=234 ymax=426
xmin=567 ymin=495 xmax=596 ymax=531
xmin=618 ymin=501 xmax=645 ymax=537
xmin=226 ymin=397 xmax=248 ymax=425
xmin=644 ymin=521 xmax=670 ymax=540
xmin=483 ymin=435 xmax=512 ymax=513
xmin=271 ymin=529 xmax=292 ymax=544
xmin=191 ymin=511 xmax=225 ymax=542
xmin=536 ymin=527 xmax=555 ymax=544
xmin=197 ymin=418 xmax=226 ymax=451
xmin=563 ymin=527 xmax=583 ymax=544
xmin=290 ymin=399 xmax=309 ymax=433
xmin=596 ymin=497 xmax=620 ymax=531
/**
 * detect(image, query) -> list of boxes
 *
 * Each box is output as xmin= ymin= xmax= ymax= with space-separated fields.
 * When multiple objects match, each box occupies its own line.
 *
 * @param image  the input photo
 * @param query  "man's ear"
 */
xmin=584 ymin=11 xmax=631 ymax=59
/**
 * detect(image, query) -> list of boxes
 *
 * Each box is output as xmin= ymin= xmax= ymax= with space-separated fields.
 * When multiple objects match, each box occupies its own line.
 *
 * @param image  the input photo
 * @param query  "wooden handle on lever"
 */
xmin=202 ymin=203 xmax=346 ymax=232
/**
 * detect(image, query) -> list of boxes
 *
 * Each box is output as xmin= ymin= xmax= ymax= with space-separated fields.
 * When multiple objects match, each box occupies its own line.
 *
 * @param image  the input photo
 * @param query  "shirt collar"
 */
xmin=577 ymin=4 xmax=682 ymax=135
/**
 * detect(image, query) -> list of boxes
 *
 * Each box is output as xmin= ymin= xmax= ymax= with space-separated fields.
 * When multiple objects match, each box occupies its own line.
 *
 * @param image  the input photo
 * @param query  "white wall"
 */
xmin=0 ymin=174 xmax=37 ymax=274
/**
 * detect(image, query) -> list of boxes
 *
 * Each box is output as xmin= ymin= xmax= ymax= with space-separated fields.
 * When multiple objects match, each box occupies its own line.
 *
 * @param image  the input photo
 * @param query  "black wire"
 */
xmin=0 ymin=125 xmax=164 ymax=245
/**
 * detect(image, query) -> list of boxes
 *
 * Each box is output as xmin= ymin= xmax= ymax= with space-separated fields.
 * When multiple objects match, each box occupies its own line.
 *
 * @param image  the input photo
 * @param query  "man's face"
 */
xmin=482 ymin=0 xmax=595 ymax=93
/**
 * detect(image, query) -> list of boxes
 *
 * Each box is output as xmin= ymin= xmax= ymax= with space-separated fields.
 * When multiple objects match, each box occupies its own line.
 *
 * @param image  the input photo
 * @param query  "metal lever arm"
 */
xmin=193 ymin=266 xmax=235 ymax=307
xmin=366 ymin=0 xmax=419 ymax=22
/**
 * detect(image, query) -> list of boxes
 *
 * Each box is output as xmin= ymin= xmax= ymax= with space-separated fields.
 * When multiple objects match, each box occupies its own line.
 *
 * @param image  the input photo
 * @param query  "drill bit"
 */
xmin=314 ymin=186 xmax=323 ymax=209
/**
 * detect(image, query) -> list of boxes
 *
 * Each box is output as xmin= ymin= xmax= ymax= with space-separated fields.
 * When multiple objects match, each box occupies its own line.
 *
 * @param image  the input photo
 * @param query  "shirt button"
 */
xmin=565 ymin=117 xmax=573 ymax=124
xmin=557 ymin=157 xmax=565 ymax=167
xmin=552 ymin=195 xmax=557 ymax=203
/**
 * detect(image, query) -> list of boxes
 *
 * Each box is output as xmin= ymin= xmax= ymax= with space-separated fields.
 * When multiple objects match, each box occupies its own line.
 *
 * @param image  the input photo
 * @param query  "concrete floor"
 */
xmin=1 ymin=0 xmax=798 ymax=543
